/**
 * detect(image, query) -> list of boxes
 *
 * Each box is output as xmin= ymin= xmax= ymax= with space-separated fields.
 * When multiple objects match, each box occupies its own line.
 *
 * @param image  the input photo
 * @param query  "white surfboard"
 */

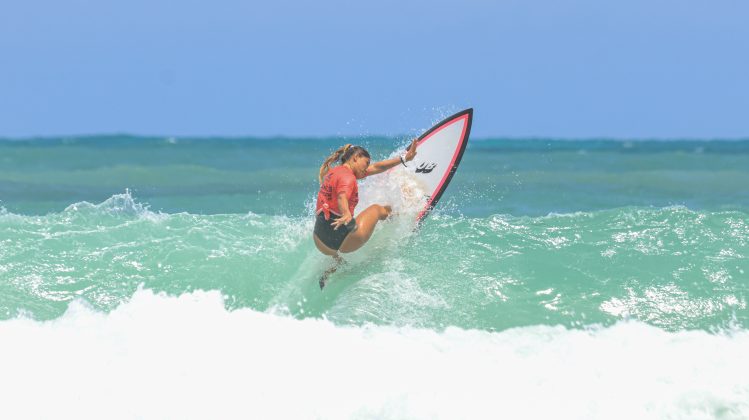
xmin=405 ymin=109 xmax=473 ymax=223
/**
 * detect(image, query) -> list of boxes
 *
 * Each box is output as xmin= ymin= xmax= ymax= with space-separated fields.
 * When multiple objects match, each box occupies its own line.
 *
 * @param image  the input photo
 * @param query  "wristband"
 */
xmin=399 ymin=154 xmax=408 ymax=167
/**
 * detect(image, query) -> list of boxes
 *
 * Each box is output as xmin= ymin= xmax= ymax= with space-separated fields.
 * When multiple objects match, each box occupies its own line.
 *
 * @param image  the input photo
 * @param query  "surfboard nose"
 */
xmin=409 ymin=109 xmax=473 ymax=222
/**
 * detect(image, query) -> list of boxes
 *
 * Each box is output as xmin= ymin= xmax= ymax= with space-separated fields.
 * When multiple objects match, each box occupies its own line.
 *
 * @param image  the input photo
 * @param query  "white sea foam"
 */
xmin=63 ymin=189 xmax=167 ymax=222
xmin=1 ymin=289 xmax=748 ymax=420
xmin=359 ymin=163 xmax=429 ymax=219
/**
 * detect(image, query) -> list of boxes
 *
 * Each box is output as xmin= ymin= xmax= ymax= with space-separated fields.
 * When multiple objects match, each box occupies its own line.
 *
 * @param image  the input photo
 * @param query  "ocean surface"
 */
xmin=1 ymin=135 xmax=748 ymax=419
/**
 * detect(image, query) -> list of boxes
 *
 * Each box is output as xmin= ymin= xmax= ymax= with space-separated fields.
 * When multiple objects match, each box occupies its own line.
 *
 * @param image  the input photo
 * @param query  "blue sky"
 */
xmin=2 ymin=0 xmax=748 ymax=138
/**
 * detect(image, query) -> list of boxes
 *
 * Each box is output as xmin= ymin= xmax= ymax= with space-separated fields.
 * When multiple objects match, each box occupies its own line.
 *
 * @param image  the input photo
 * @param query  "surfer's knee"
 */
xmin=378 ymin=205 xmax=392 ymax=220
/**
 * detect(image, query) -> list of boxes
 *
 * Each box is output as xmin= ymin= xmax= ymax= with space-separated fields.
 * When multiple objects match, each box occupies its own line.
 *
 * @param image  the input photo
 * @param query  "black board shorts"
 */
xmin=314 ymin=212 xmax=358 ymax=251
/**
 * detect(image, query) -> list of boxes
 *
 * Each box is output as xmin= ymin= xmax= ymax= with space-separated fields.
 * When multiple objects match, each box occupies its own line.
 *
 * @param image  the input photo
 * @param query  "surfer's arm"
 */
xmin=365 ymin=157 xmax=402 ymax=176
xmin=331 ymin=193 xmax=353 ymax=230
xmin=366 ymin=139 xmax=418 ymax=176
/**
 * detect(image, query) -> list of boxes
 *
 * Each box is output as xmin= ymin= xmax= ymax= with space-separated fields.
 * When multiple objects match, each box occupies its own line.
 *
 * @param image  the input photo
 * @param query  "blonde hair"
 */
xmin=319 ymin=144 xmax=352 ymax=184
xmin=319 ymin=144 xmax=372 ymax=184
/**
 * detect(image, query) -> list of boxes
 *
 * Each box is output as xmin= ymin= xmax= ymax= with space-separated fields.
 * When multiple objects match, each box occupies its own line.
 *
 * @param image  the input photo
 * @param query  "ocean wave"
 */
xmin=1 ymin=288 xmax=747 ymax=420
xmin=1 ymin=194 xmax=747 ymax=332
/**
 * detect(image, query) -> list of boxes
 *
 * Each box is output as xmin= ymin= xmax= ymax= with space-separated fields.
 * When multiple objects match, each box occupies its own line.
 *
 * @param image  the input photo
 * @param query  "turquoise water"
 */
xmin=2 ymin=136 xmax=749 ymax=418
xmin=2 ymin=136 xmax=747 ymax=329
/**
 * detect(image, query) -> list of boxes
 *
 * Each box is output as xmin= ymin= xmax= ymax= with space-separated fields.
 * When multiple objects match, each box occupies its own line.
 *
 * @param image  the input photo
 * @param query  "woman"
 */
xmin=314 ymin=141 xmax=418 ymax=257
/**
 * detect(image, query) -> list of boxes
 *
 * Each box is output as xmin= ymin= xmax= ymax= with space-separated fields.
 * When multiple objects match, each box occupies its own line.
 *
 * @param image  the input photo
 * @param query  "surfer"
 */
xmin=314 ymin=141 xmax=417 ymax=287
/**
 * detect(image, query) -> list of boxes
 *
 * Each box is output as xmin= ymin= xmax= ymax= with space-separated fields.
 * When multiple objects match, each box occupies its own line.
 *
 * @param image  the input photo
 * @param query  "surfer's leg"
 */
xmin=313 ymin=234 xmax=339 ymax=256
xmin=319 ymin=254 xmax=345 ymax=289
xmin=338 ymin=204 xmax=391 ymax=253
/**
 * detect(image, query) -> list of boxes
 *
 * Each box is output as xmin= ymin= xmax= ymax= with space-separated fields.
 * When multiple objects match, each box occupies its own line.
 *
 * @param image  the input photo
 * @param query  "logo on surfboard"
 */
xmin=415 ymin=162 xmax=437 ymax=174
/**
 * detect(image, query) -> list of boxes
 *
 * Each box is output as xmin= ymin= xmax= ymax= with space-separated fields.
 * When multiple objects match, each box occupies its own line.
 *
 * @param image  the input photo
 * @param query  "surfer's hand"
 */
xmin=405 ymin=139 xmax=418 ymax=162
xmin=332 ymin=214 xmax=353 ymax=230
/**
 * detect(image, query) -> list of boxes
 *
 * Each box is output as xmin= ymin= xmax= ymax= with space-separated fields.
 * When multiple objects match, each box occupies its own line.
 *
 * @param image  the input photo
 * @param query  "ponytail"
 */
xmin=319 ymin=144 xmax=352 ymax=184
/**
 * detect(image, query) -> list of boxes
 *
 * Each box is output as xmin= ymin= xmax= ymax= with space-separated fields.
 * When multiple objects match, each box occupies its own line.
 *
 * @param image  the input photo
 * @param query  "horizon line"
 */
xmin=2 ymin=133 xmax=749 ymax=142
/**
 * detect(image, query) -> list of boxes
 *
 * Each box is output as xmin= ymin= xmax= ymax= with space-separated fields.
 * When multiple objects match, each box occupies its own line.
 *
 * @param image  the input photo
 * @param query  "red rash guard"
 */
xmin=316 ymin=165 xmax=360 ymax=220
